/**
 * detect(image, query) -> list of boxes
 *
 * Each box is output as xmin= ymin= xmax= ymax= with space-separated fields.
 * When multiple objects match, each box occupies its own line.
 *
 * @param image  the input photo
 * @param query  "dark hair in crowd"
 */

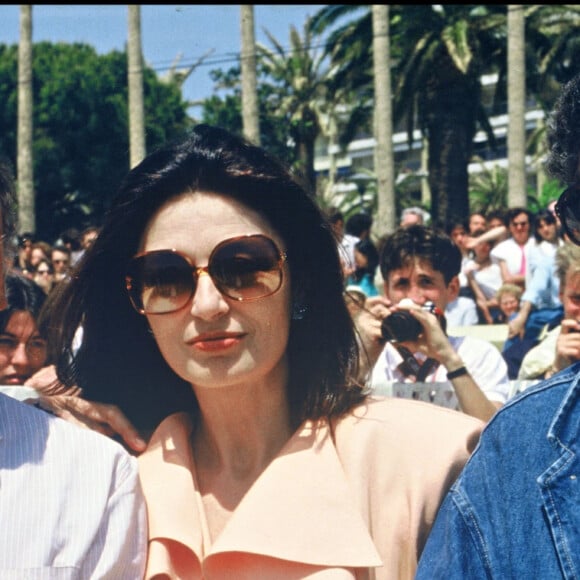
xmin=506 ymin=207 xmax=533 ymax=223
xmin=0 ymin=162 xmax=18 ymax=260
xmin=353 ymin=238 xmax=379 ymax=280
xmin=379 ymin=225 xmax=462 ymax=284
xmin=345 ymin=212 xmax=373 ymax=238
xmin=41 ymin=124 xmax=365 ymax=432
xmin=0 ymin=272 xmax=46 ymax=334
xmin=533 ymin=209 xmax=558 ymax=243
xmin=546 ymin=74 xmax=580 ymax=184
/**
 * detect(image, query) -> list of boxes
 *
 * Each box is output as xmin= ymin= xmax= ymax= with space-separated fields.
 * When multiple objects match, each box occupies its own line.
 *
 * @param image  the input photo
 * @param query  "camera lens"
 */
xmin=381 ymin=311 xmax=423 ymax=343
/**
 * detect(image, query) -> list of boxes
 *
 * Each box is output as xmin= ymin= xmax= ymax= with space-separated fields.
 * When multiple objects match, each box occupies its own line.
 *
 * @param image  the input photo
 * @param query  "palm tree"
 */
xmin=311 ymin=5 xmax=505 ymax=226
xmin=18 ymin=4 xmax=34 ymax=233
xmin=258 ymin=19 xmax=330 ymax=194
xmin=507 ymin=4 xmax=526 ymax=207
xmin=240 ymin=5 xmax=260 ymax=144
xmin=372 ymin=5 xmax=395 ymax=234
xmin=128 ymin=4 xmax=145 ymax=167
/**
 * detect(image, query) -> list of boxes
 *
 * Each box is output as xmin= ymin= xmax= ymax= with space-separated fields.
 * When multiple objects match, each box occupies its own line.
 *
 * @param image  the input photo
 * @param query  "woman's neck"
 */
xmin=191 ymin=363 xmax=293 ymax=479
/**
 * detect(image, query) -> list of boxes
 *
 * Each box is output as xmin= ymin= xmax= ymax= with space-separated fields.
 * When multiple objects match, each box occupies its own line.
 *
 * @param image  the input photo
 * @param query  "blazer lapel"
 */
xmin=208 ymin=419 xmax=381 ymax=567
xmin=139 ymin=413 xmax=381 ymax=577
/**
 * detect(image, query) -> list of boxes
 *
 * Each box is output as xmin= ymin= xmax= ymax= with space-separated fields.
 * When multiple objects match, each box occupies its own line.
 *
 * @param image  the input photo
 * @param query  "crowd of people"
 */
xmin=12 ymin=225 xmax=100 ymax=293
xmin=336 ymin=197 xmax=578 ymax=384
xmin=1 ymin=72 xmax=580 ymax=578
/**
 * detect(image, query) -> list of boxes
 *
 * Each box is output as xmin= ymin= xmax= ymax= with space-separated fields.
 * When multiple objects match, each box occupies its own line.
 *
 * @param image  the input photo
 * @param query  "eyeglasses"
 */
xmin=555 ymin=184 xmax=580 ymax=246
xmin=0 ymin=334 xmax=47 ymax=359
xmin=126 ymin=234 xmax=287 ymax=315
xmin=36 ymin=269 xmax=52 ymax=275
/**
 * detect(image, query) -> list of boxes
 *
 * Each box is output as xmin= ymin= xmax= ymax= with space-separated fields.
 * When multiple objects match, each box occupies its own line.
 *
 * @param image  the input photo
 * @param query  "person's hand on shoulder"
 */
xmin=32 ymin=391 xmax=147 ymax=454
xmin=25 ymin=364 xmax=81 ymax=396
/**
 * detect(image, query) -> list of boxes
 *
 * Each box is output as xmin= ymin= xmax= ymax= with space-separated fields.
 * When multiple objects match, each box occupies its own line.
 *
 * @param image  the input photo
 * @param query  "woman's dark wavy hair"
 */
xmin=40 ymin=124 xmax=365 ymax=432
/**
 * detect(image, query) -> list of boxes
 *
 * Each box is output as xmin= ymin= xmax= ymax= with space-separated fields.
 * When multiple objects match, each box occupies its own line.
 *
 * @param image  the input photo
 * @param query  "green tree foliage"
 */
xmin=201 ymin=67 xmax=296 ymax=169
xmin=0 ymin=42 xmax=191 ymax=242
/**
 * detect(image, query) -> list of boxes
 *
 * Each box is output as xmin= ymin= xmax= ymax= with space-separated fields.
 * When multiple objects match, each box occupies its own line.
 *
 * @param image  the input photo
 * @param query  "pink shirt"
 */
xmin=138 ymin=397 xmax=482 ymax=579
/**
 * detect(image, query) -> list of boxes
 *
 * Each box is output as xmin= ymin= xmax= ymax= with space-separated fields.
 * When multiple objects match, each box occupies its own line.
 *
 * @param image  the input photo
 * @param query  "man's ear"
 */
xmin=382 ymin=280 xmax=390 ymax=300
xmin=447 ymin=275 xmax=460 ymax=301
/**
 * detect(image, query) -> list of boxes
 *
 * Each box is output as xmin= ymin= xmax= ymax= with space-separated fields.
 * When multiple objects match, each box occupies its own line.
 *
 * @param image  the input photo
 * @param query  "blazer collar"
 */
xmin=139 ymin=412 xmax=381 ymax=572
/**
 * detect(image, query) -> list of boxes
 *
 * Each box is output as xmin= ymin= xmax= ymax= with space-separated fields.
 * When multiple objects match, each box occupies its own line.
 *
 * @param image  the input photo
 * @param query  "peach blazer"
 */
xmin=138 ymin=396 xmax=482 ymax=579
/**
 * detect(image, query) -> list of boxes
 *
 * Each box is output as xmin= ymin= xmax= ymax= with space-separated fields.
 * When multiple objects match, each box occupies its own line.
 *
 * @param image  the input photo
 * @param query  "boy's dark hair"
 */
xmin=379 ymin=225 xmax=462 ymax=284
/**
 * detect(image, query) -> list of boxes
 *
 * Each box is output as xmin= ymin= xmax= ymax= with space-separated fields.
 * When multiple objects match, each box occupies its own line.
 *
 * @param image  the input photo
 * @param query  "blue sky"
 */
xmin=0 ymin=5 xmax=327 ymax=112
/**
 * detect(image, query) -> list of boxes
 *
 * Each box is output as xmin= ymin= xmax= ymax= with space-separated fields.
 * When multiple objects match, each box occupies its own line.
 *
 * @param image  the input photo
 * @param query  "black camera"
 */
xmin=381 ymin=301 xmax=446 ymax=343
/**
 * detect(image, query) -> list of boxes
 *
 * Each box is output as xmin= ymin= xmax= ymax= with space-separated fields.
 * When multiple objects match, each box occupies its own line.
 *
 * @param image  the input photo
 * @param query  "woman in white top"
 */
xmin=465 ymin=229 xmax=503 ymax=324
xmin=532 ymin=208 xmax=564 ymax=259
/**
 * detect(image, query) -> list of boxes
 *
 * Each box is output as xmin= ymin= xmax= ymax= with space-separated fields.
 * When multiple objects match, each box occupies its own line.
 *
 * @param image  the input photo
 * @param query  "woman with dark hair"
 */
xmin=346 ymin=238 xmax=380 ymax=297
xmin=41 ymin=124 xmax=481 ymax=578
xmin=0 ymin=272 xmax=48 ymax=385
xmin=532 ymin=208 xmax=563 ymax=257
xmin=32 ymin=257 xmax=56 ymax=296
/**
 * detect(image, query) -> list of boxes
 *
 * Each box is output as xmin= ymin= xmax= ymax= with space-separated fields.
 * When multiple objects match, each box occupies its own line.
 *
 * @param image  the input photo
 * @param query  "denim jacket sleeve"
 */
xmin=415 ymin=486 xmax=490 ymax=579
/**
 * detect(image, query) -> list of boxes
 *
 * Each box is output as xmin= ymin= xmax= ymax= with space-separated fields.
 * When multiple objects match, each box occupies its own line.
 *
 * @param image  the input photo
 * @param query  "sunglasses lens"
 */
xmin=127 ymin=251 xmax=193 ymax=314
xmin=126 ymin=235 xmax=285 ymax=315
xmin=557 ymin=187 xmax=580 ymax=245
xmin=211 ymin=236 xmax=283 ymax=300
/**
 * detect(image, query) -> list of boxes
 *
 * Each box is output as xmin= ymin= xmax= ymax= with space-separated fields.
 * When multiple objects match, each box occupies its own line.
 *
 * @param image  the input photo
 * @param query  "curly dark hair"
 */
xmin=546 ymin=74 xmax=580 ymax=183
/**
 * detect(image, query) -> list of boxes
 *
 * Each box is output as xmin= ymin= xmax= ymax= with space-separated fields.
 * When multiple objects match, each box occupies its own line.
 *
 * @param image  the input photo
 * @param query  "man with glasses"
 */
xmin=416 ymin=73 xmax=580 ymax=579
xmin=51 ymin=244 xmax=71 ymax=282
xmin=490 ymin=207 xmax=535 ymax=290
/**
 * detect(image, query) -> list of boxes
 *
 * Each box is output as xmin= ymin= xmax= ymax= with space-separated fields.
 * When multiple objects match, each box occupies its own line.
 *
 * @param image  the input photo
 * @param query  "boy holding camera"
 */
xmin=354 ymin=225 xmax=509 ymax=422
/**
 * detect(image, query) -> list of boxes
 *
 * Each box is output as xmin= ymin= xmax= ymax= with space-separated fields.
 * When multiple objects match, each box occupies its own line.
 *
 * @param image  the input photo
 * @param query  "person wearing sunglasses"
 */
xmin=416 ymin=73 xmax=580 ymax=579
xmin=32 ymin=257 xmax=56 ymax=296
xmin=38 ymin=124 xmax=482 ymax=579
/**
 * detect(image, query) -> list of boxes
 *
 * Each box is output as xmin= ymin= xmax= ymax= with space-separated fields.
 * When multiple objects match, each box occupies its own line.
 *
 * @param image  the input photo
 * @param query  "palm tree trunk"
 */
xmin=18 ymin=4 xmax=34 ymax=234
xmin=372 ymin=4 xmax=395 ymax=235
xmin=128 ymin=4 xmax=146 ymax=168
xmin=240 ymin=5 xmax=260 ymax=145
xmin=425 ymin=53 xmax=477 ymax=226
xmin=507 ymin=4 xmax=527 ymax=207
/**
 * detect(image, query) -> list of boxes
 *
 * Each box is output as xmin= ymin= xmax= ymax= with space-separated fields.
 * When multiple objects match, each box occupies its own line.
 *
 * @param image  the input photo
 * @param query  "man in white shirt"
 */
xmin=355 ymin=225 xmax=509 ymax=422
xmin=490 ymin=207 xmax=536 ymax=289
xmin=0 ymin=392 xmax=147 ymax=577
xmin=324 ymin=206 xmax=359 ymax=277
xmin=0 ymin=162 xmax=147 ymax=578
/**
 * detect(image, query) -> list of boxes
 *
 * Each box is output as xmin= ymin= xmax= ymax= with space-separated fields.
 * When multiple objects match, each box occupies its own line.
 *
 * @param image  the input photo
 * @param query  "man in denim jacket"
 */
xmin=416 ymin=72 xmax=580 ymax=579
xmin=416 ymin=365 xmax=580 ymax=578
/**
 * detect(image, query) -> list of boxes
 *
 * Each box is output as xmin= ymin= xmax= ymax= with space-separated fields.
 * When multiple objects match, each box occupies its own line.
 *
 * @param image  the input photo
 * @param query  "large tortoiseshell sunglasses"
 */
xmin=126 ymin=234 xmax=286 ymax=315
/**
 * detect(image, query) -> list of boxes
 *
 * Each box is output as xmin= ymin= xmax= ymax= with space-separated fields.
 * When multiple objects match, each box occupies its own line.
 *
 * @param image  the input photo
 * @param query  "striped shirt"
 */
xmin=0 ymin=392 xmax=147 ymax=578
